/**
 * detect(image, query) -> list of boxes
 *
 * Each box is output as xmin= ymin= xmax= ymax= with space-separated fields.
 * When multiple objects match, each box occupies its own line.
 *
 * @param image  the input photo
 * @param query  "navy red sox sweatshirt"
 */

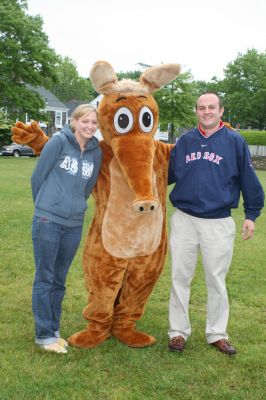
xmin=168 ymin=125 xmax=264 ymax=221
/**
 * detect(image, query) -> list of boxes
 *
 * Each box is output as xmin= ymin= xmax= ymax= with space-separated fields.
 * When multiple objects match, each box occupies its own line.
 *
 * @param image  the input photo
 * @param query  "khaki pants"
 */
xmin=168 ymin=209 xmax=236 ymax=343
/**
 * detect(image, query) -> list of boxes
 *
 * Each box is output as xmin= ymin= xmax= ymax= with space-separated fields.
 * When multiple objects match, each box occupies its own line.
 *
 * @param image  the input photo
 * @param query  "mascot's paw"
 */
xmin=11 ymin=121 xmax=48 ymax=155
xmin=67 ymin=329 xmax=111 ymax=349
xmin=112 ymin=329 xmax=156 ymax=348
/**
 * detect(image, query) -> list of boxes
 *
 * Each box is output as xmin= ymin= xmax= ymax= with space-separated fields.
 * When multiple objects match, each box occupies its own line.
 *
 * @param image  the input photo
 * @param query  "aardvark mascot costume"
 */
xmin=12 ymin=61 xmax=180 ymax=348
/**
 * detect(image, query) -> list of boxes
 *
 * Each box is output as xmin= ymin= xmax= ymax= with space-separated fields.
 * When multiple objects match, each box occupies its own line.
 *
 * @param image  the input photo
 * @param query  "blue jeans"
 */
xmin=32 ymin=216 xmax=82 ymax=345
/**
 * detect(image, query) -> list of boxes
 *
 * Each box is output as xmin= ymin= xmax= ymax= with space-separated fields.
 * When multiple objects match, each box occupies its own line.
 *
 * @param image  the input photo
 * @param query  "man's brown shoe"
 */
xmin=211 ymin=339 xmax=237 ymax=355
xmin=168 ymin=336 xmax=185 ymax=353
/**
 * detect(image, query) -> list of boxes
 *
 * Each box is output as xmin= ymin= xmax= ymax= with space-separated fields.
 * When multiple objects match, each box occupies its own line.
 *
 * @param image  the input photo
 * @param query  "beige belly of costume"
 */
xmin=102 ymin=158 xmax=163 ymax=258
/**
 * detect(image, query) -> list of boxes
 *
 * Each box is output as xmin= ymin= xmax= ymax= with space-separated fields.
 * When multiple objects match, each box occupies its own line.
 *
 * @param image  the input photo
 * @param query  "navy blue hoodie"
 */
xmin=168 ymin=126 xmax=264 ymax=220
xmin=31 ymin=125 xmax=102 ymax=227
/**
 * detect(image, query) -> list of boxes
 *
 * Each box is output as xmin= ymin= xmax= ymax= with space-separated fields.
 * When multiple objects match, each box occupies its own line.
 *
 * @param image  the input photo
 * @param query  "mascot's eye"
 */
xmin=139 ymin=106 xmax=154 ymax=133
xmin=114 ymin=107 xmax=134 ymax=134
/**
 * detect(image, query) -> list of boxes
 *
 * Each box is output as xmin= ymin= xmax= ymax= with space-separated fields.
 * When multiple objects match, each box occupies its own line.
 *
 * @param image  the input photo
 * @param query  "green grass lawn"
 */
xmin=0 ymin=157 xmax=265 ymax=400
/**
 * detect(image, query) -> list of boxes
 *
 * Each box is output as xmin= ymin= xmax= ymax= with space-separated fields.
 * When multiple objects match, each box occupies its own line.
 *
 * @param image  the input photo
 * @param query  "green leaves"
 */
xmin=43 ymin=56 xmax=97 ymax=102
xmin=155 ymin=71 xmax=197 ymax=137
xmin=220 ymin=50 xmax=266 ymax=129
xmin=0 ymin=0 xmax=59 ymax=120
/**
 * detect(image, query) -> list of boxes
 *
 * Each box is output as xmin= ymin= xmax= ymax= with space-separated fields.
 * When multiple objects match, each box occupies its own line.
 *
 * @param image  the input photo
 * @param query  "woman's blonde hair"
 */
xmin=70 ymin=104 xmax=98 ymax=129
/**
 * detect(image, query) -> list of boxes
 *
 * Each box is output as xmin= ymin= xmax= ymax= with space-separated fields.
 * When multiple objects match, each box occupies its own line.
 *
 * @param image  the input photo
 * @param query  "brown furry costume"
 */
xmin=12 ymin=61 xmax=181 ymax=348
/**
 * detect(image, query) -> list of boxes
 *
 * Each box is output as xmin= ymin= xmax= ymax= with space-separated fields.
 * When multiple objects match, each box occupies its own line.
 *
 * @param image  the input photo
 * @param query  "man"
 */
xmin=167 ymin=91 xmax=264 ymax=355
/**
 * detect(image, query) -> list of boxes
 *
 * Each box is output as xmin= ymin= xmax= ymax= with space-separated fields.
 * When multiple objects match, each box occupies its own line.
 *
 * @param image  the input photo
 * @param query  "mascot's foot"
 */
xmin=112 ymin=329 xmax=156 ymax=348
xmin=67 ymin=329 xmax=110 ymax=349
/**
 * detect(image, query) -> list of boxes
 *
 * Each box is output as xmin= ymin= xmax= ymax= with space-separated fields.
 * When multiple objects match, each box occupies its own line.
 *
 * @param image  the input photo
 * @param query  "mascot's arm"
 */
xmin=156 ymin=141 xmax=175 ymax=161
xmin=156 ymin=141 xmax=176 ymax=185
xmin=166 ymin=143 xmax=175 ymax=153
xmin=11 ymin=121 xmax=49 ymax=155
xmin=223 ymin=121 xmax=237 ymax=131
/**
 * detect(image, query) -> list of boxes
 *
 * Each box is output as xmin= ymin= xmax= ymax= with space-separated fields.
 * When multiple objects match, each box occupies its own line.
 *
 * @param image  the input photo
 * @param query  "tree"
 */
xmin=194 ymin=77 xmax=222 ymax=97
xmin=43 ymin=56 xmax=97 ymax=102
xmin=222 ymin=49 xmax=266 ymax=129
xmin=0 ymin=109 xmax=13 ymax=145
xmin=117 ymin=70 xmax=141 ymax=81
xmin=154 ymin=71 xmax=197 ymax=140
xmin=0 ymin=0 xmax=59 ymax=121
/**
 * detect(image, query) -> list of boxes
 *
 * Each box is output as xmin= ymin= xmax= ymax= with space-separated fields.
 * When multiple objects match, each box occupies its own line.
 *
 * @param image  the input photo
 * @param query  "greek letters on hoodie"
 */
xmin=31 ymin=125 xmax=102 ymax=227
xmin=168 ymin=126 xmax=264 ymax=220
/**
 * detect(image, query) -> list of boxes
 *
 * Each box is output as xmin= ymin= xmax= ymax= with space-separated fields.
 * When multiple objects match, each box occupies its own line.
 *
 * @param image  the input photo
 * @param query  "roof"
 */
xmin=33 ymin=86 xmax=68 ymax=111
xmin=65 ymin=100 xmax=91 ymax=117
xmin=66 ymin=95 xmax=103 ymax=117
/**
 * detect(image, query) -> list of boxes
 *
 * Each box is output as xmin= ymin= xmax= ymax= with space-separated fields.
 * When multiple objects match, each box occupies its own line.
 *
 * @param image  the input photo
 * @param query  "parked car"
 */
xmin=1 ymin=143 xmax=36 ymax=157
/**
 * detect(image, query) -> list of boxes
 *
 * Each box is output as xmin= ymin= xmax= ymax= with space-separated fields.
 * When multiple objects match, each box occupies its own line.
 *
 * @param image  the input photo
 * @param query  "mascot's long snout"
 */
xmin=111 ymin=134 xmax=159 ymax=213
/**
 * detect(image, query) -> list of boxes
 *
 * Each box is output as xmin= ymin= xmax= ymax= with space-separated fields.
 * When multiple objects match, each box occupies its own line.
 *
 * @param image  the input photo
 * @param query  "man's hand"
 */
xmin=242 ymin=219 xmax=255 ymax=240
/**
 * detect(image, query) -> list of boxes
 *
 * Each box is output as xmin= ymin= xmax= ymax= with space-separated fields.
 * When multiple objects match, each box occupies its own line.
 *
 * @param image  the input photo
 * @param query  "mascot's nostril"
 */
xmin=133 ymin=199 xmax=160 ymax=214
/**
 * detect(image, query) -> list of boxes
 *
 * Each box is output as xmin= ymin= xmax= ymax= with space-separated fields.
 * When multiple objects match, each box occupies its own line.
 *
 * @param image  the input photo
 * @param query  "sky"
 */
xmin=27 ymin=0 xmax=266 ymax=81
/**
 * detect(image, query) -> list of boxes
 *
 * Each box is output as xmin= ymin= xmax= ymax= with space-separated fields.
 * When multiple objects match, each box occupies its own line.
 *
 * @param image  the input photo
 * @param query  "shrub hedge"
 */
xmin=239 ymin=130 xmax=266 ymax=146
xmin=0 ymin=128 xmax=12 ymax=147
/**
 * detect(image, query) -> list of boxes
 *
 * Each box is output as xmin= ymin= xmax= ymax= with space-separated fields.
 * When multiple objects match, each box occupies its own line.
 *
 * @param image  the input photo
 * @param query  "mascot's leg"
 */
xmin=111 ymin=241 xmax=167 ymax=348
xmin=67 ymin=246 xmax=128 ymax=349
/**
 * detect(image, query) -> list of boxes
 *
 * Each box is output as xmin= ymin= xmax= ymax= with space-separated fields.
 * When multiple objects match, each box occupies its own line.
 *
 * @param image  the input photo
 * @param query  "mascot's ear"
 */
xmin=90 ymin=60 xmax=181 ymax=94
xmin=90 ymin=61 xmax=118 ymax=94
xmin=140 ymin=64 xmax=181 ymax=92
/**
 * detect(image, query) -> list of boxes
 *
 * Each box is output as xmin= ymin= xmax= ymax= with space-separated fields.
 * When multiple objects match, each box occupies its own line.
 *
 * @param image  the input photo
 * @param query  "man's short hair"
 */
xmin=196 ymin=91 xmax=224 ymax=109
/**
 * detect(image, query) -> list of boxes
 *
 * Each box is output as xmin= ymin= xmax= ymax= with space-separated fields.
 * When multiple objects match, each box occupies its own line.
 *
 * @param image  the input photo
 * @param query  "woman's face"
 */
xmin=73 ymin=111 xmax=98 ymax=140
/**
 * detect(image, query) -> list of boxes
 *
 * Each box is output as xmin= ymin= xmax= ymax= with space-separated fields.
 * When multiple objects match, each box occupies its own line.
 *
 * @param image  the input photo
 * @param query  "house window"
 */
xmin=62 ymin=112 xmax=67 ymax=126
xmin=47 ymin=110 xmax=55 ymax=125
xmin=55 ymin=111 xmax=62 ymax=128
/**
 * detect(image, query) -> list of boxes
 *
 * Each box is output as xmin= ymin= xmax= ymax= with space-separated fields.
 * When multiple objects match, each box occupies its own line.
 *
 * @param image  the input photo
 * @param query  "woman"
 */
xmin=31 ymin=105 xmax=102 ymax=353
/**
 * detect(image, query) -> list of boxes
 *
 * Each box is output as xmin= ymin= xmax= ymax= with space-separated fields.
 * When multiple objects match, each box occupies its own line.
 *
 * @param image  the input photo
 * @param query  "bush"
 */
xmin=0 ymin=128 xmax=12 ymax=146
xmin=239 ymin=130 xmax=266 ymax=145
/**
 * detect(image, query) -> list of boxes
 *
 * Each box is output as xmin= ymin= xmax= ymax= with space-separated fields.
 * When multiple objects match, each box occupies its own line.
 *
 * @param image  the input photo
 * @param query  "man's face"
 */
xmin=196 ymin=94 xmax=224 ymax=131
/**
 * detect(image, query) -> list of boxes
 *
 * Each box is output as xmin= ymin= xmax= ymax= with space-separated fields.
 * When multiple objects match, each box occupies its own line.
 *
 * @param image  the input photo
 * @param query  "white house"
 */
xmin=32 ymin=87 xmax=69 ymax=135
